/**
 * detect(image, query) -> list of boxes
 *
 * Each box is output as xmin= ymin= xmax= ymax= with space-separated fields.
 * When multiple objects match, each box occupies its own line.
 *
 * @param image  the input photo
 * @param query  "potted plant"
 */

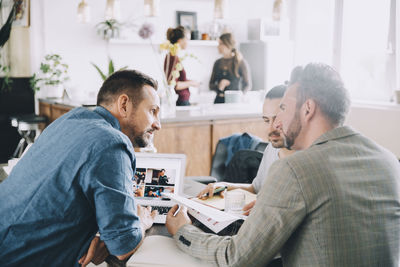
xmin=30 ymin=54 xmax=70 ymax=98
xmin=0 ymin=0 xmax=17 ymax=92
xmin=0 ymin=0 xmax=17 ymax=48
xmin=96 ymin=19 xmax=122 ymax=40
xmin=91 ymin=58 xmax=127 ymax=81
xmin=0 ymin=54 xmax=12 ymax=92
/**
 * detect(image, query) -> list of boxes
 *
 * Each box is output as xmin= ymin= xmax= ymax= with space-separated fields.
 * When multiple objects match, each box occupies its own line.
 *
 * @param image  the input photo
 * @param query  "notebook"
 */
xmin=134 ymin=153 xmax=186 ymax=224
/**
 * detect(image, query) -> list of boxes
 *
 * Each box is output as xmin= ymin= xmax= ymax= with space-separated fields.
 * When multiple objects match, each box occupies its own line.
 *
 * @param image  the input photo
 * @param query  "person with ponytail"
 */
xmin=209 ymin=33 xmax=251 ymax=103
xmin=164 ymin=26 xmax=200 ymax=106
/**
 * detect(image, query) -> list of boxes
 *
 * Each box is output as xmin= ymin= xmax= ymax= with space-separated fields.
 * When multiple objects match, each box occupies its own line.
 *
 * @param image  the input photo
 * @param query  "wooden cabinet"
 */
xmin=38 ymin=100 xmax=267 ymax=176
xmin=154 ymin=118 xmax=267 ymax=176
xmin=38 ymin=101 xmax=72 ymax=123
xmin=154 ymin=121 xmax=212 ymax=176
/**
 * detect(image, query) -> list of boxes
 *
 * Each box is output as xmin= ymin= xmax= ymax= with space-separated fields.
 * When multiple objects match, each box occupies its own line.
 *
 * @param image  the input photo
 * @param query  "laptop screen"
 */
xmin=133 ymin=153 xmax=186 ymax=203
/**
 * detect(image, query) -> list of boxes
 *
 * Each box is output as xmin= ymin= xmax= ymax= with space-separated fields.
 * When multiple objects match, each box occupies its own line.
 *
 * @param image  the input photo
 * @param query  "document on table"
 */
xmin=127 ymin=235 xmax=212 ymax=267
xmin=163 ymin=192 xmax=246 ymax=233
xmin=193 ymin=188 xmax=257 ymax=210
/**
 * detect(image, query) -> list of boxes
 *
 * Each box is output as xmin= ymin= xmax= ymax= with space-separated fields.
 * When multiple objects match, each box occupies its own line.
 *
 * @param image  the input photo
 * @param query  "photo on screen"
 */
xmin=133 ymin=168 xmax=176 ymax=199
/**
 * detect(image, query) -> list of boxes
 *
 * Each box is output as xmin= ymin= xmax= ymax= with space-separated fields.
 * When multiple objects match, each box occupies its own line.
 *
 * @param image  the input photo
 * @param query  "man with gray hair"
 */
xmin=166 ymin=63 xmax=400 ymax=266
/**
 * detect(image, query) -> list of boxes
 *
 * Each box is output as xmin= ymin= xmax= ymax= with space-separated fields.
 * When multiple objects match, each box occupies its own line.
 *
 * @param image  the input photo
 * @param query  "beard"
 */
xmin=283 ymin=110 xmax=302 ymax=150
xmin=131 ymin=129 xmax=154 ymax=148
xmin=268 ymin=130 xmax=285 ymax=148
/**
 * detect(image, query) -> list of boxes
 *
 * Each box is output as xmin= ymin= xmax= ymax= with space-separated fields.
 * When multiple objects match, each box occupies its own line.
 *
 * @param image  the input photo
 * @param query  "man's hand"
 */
xmin=137 ymin=205 xmax=158 ymax=231
xmin=135 ymin=185 xmax=145 ymax=197
xmin=197 ymin=182 xmax=227 ymax=199
xmin=166 ymin=205 xmax=192 ymax=236
xmin=78 ymin=236 xmax=109 ymax=267
xmin=242 ymin=200 xmax=256 ymax=216
xmin=218 ymin=79 xmax=230 ymax=91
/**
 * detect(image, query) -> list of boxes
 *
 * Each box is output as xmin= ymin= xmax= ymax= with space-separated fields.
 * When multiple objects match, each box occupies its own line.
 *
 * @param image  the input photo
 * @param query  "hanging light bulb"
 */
xmin=214 ymin=0 xmax=227 ymax=19
xmin=105 ymin=0 xmax=121 ymax=20
xmin=144 ymin=0 xmax=160 ymax=17
xmin=77 ymin=0 xmax=91 ymax=23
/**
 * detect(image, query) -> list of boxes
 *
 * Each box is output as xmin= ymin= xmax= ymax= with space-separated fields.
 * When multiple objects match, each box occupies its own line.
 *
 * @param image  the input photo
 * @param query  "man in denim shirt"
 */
xmin=0 ymin=70 xmax=161 ymax=266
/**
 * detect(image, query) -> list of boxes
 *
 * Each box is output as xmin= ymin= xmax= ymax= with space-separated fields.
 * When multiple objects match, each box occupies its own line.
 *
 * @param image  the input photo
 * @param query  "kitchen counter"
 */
xmin=38 ymin=98 xmax=267 ymax=176
xmin=38 ymin=98 xmax=263 ymax=123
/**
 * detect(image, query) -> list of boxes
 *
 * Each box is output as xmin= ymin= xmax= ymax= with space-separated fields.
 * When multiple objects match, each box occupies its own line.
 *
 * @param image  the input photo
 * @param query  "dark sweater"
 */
xmin=209 ymin=57 xmax=251 ymax=93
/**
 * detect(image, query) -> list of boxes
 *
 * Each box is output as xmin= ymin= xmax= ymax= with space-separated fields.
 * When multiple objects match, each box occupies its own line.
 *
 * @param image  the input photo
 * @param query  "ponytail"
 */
xmin=220 ymin=33 xmax=242 ymax=77
xmin=231 ymin=48 xmax=242 ymax=78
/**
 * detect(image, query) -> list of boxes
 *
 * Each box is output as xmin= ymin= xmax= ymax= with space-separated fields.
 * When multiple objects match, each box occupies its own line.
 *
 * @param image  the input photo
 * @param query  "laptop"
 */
xmin=134 ymin=153 xmax=186 ymax=224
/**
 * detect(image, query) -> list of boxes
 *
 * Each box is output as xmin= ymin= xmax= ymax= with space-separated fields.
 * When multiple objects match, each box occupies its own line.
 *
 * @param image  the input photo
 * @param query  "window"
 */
xmin=293 ymin=0 xmax=397 ymax=102
xmin=293 ymin=0 xmax=335 ymax=65
xmin=340 ymin=0 xmax=393 ymax=101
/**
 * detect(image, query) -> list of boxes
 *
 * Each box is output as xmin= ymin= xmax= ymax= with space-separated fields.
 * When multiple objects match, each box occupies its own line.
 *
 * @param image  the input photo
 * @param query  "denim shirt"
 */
xmin=0 ymin=106 xmax=142 ymax=266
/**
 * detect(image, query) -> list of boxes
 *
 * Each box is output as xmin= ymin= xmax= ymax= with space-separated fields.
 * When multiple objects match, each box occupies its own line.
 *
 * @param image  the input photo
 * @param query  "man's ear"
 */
xmin=303 ymin=99 xmax=316 ymax=123
xmin=116 ymin=94 xmax=130 ymax=118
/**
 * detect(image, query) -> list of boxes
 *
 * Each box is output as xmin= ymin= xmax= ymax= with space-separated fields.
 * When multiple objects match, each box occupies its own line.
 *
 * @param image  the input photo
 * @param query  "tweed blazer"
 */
xmin=174 ymin=126 xmax=400 ymax=266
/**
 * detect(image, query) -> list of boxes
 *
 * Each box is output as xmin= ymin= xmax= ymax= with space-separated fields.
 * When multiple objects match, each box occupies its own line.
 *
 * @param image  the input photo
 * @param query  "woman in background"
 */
xmin=209 ymin=33 xmax=251 ymax=103
xmin=164 ymin=26 xmax=200 ymax=106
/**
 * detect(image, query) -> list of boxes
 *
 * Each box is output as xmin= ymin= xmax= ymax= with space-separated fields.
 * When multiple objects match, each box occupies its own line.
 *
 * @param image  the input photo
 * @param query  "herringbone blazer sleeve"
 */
xmin=173 ymin=159 xmax=306 ymax=267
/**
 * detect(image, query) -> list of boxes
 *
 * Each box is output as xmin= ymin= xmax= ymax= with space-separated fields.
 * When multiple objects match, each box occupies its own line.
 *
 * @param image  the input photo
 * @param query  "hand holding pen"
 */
xmin=197 ymin=184 xmax=228 ymax=200
xmin=166 ymin=205 xmax=191 ymax=236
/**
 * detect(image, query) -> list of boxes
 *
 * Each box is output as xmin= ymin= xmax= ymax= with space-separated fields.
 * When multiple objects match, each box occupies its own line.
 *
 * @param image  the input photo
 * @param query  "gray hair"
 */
xmin=289 ymin=63 xmax=350 ymax=126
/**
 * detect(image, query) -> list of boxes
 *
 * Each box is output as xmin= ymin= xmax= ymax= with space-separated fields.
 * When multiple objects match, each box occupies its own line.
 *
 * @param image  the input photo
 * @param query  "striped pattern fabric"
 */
xmin=174 ymin=126 xmax=400 ymax=267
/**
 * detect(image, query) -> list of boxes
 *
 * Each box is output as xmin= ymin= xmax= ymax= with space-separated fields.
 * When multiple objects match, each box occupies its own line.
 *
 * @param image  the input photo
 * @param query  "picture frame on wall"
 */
xmin=247 ymin=18 xmax=289 ymax=41
xmin=176 ymin=11 xmax=197 ymax=31
xmin=13 ymin=0 xmax=30 ymax=27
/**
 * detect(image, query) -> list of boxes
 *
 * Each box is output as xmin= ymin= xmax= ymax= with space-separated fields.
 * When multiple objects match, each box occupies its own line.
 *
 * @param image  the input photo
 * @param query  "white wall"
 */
xmin=346 ymin=103 xmax=400 ymax=158
xmin=30 ymin=0 xmax=274 ymax=100
xmin=28 ymin=0 xmax=400 ymax=158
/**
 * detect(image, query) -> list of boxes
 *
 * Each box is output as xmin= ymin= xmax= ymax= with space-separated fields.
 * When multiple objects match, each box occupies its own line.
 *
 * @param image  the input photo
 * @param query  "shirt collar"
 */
xmin=312 ymin=126 xmax=358 ymax=146
xmin=93 ymin=106 xmax=121 ymax=131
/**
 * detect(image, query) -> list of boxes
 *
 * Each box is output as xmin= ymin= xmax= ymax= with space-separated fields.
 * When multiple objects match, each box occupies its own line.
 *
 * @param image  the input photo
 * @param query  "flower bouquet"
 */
xmin=138 ymin=23 xmax=177 ymax=117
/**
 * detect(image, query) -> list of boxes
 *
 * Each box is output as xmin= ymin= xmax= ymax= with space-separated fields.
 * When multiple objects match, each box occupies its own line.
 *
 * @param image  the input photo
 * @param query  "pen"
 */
xmin=173 ymin=205 xmax=181 ymax=217
xmin=204 ymin=186 xmax=228 ymax=197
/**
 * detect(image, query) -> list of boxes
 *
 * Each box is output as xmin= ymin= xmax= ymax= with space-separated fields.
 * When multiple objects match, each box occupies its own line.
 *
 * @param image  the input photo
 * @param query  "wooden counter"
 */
xmin=39 ymin=99 xmax=268 ymax=176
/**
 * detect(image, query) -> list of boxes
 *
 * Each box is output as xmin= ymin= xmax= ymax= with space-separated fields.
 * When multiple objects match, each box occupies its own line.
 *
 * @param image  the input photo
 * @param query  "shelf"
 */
xmin=109 ymin=38 xmax=157 ymax=45
xmin=188 ymin=40 xmax=218 ymax=46
xmin=109 ymin=38 xmax=218 ymax=47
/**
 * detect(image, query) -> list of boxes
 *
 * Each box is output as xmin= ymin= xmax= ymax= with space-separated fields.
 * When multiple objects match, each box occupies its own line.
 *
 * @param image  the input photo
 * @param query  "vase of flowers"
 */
xmin=137 ymin=23 xmax=178 ymax=118
xmin=159 ymin=84 xmax=177 ymax=118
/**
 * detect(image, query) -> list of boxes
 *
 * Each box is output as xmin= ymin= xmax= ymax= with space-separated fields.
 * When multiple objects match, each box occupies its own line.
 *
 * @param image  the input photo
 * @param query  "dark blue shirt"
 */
xmin=0 ymin=107 xmax=142 ymax=266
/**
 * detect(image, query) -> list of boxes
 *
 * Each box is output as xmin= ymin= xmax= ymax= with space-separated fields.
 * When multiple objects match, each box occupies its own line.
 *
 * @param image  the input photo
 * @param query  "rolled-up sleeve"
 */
xmin=174 ymin=159 xmax=306 ymax=266
xmin=81 ymin=141 xmax=142 ymax=256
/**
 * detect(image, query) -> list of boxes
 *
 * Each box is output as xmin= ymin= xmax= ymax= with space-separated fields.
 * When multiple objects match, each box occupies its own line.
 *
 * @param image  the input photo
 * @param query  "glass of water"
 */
xmin=224 ymin=191 xmax=246 ymax=215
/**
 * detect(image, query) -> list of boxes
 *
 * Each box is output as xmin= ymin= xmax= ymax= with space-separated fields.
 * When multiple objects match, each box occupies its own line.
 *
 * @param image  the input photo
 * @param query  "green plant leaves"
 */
xmin=108 ymin=58 xmax=115 ymax=75
xmin=91 ymin=62 xmax=107 ymax=81
xmin=0 ymin=0 xmax=17 ymax=48
xmin=95 ymin=19 xmax=122 ymax=40
xmin=91 ymin=58 xmax=128 ymax=81
xmin=31 ymin=54 xmax=70 ymax=92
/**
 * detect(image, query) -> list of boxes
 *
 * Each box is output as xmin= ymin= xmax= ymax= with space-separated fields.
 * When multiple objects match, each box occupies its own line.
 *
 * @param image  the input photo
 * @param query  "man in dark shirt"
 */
xmin=0 ymin=70 xmax=161 ymax=266
xmin=158 ymin=169 xmax=169 ymax=185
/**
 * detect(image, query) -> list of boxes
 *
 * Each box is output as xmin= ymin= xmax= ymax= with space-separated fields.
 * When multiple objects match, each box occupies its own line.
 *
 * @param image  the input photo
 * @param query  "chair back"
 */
xmin=210 ymin=134 xmax=268 ymax=182
xmin=223 ymin=149 xmax=264 ymax=183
